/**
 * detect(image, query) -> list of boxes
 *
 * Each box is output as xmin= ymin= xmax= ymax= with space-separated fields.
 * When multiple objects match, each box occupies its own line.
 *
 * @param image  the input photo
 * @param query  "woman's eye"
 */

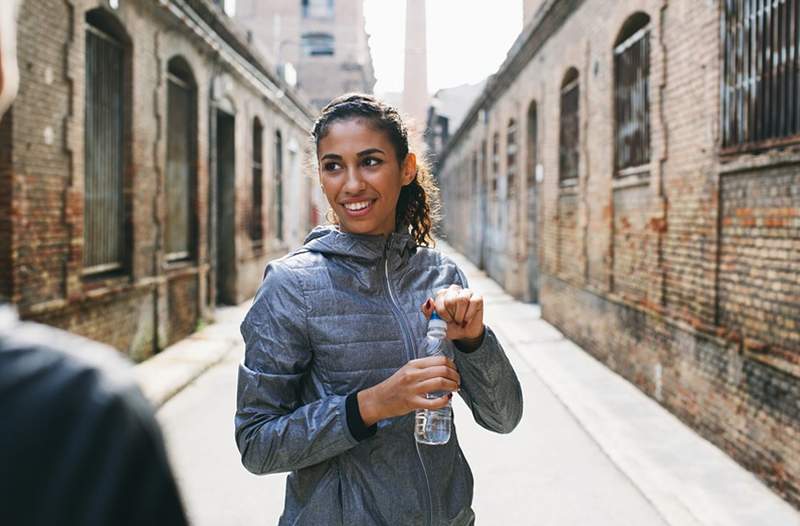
xmin=363 ymin=157 xmax=382 ymax=167
xmin=323 ymin=162 xmax=341 ymax=171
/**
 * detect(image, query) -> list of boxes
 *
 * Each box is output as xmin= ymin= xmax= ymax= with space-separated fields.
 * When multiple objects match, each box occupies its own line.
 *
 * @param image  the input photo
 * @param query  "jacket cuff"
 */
xmin=454 ymin=326 xmax=487 ymax=353
xmin=345 ymin=391 xmax=378 ymax=441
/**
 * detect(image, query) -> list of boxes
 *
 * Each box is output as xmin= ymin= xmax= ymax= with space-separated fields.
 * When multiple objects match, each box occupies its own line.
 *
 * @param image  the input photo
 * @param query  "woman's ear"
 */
xmin=402 ymin=153 xmax=417 ymax=186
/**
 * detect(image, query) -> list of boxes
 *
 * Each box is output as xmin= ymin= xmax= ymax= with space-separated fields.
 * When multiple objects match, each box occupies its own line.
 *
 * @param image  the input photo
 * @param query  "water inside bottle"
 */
xmin=414 ymin=394 xmax=451 ymax=445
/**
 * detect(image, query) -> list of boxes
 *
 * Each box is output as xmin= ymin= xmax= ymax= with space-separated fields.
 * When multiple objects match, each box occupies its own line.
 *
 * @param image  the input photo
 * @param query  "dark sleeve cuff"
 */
xmin=345 ymin=392 xmax=377 ymax=442
xmin=454 ymin=327 xmax=487 ymax=353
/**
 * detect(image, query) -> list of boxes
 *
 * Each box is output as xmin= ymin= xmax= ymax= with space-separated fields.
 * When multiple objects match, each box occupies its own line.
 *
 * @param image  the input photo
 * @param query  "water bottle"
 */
xmin=414 ymin=311 xmax=452 ymax=445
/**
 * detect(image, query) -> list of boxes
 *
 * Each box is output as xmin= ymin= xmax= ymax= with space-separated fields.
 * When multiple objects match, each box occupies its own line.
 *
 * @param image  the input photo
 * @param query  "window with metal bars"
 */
xmin=275 ymin=131 xmax=284 ymax=241
xmin=302 ymin=0 xmax=334 ymax=19
xmin=83 ymin=10 xmax=128 ymax=276
xmin=559 ymin=68 xmax=580 ymax=183
xmin=251 ymin=119 xmax=264 ymax=245
xmin=614 ymin=13 xmax=651 ymax=172
xmin=301 ymin=32 xmax=335 ymax=56
xmin=507 ymin=119 xmax=517 ymax=198
xmin=527 ymin=101 xmax=538 ymax=189
xmin=165 ymin=57 xmax=197 ymax=262
xmin=722 ymin=0 xmax=800 ymax=149
xmin=492 ymin=132 xmax=500 ymax=195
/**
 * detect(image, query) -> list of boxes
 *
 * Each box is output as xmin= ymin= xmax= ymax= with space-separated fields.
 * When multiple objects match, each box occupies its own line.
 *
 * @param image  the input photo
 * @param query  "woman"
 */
xmin=235 ymin=93 xmax=523 ymax=526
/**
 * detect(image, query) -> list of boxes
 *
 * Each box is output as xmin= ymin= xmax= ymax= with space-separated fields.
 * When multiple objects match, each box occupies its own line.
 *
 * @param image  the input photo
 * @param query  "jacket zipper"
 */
xmin=383 ymin=249 xmax=434 ymax=526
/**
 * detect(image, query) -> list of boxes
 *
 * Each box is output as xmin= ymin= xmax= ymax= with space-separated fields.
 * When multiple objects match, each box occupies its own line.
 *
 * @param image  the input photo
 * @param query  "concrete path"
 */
xmin=137 ymin=243 xmax=800 ymax=526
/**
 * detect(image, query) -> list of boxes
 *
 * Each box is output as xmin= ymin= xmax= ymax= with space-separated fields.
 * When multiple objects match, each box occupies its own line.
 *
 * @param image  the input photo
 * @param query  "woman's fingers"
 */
xmin=434 ymin=285 xmax=461 ymax=322
xmin=463 ymin=292 xmax=483 ymax=325
xmin=415 ymin=377 xmax=459 ymax=395
xmin=410 ymin=355 xmax=456 ymax=370
xmin=413 ymin=393 xmax=453 ymax=410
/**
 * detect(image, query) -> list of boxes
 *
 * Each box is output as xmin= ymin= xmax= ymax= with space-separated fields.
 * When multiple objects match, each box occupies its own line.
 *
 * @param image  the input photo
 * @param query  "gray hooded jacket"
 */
xmin=235 ymin=225 xmax=523 ymax=526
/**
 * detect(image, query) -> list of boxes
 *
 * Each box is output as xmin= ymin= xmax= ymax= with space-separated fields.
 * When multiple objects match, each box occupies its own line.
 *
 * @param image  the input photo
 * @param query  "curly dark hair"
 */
xmin=311 ymin=93 xmax=440 ymax=247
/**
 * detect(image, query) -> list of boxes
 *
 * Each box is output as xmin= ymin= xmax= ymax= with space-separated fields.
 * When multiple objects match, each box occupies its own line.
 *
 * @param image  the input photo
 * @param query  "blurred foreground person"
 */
xmin=0 ymin=3 xmax=188 ymax=525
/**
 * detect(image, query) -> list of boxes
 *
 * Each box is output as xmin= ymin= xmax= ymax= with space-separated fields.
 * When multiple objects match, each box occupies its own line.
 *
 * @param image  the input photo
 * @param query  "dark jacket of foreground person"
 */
xmin=0 ymin=307 xmax=188 ymax=526
xmin=235 ymin=225 xmax=523 ymax=525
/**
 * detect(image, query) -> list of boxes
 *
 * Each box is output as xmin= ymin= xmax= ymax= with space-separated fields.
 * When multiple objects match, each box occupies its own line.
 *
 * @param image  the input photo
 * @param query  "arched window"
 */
xmin=491 ymin=132 xmax=500 ymax=195
xmin=527 ymin=101 xmax=538 ymax=190
xmin=274 ymin=131 xmax=284 ymax=241
xmin=165 ymin=57 xmax=197 ymax=262
xmin=614 ymin=13 xmax=651 ymax=173
xmin=250 ymin=118 xmax=264 ymax=245
xmin=83 ymin=8 xmax=131 ymax=274
xmin=301 ymin=32 xmax=335 ymax=56
xmin=559 ymin=68 xmax=579 ymax=183
xmin=506 ymin=118 xmax=517 ymax=198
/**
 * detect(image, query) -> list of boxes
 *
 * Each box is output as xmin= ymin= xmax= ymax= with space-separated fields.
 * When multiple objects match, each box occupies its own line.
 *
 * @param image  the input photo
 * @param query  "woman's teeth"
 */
xmin=344 ymin=201 xmax=372 ymax=211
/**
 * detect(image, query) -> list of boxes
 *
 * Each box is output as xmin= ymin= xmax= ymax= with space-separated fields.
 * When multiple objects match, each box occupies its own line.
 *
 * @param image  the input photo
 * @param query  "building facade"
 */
xmin=0 ymin=0 xmax=315 ymax=361
xmin=438 ymin=0 xmax=800 ymax=508
xmin=234 ymin=0 xmax=376 ymax=110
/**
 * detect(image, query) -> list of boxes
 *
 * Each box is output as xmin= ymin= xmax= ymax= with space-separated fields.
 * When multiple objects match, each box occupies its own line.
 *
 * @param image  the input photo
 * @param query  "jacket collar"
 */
xmin=303 ymin=225 xmax=417 ymax=268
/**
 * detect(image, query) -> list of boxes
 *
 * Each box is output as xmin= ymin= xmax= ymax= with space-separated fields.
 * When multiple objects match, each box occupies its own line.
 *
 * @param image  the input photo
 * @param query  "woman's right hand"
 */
xmin=357 ymin=356 xmax=460 ymax=427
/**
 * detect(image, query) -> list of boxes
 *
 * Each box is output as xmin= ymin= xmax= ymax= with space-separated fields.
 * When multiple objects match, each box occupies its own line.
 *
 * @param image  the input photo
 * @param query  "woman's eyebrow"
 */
xmin=357 ymin=148 xmax=385 ymax=157
xmin=320 ymin=153 xmax=343 ymax=161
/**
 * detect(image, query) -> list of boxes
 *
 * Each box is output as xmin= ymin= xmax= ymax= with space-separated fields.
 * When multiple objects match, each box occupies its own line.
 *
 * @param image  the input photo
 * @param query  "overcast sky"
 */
xmin=363 ymin=0 xmax=523 ymax=95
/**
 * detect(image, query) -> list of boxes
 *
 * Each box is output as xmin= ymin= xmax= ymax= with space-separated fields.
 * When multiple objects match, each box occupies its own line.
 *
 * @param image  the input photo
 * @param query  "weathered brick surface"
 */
xmin=438 ymin=0 xmax=800 ymax=509
xmin=1 ymin=0 xmax=314 ymax=361
xmin=719 ymin=167 xmax=800 ymax=354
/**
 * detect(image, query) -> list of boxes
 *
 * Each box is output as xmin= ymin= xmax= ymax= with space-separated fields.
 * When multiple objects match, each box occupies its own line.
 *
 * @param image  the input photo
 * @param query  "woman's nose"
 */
xmin=343 ymin=167 xmax=366 ymax=193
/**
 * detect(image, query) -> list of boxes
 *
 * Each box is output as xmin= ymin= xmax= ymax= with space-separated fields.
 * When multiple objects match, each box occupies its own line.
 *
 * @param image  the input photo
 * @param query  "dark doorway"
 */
xmin=526 ymin=102 xmax=540 ymax=303
xmin=215 ymin=110 xmax=236 ymax=305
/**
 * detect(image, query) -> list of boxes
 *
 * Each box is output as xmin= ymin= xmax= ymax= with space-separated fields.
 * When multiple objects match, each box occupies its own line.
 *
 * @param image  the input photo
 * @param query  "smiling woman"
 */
xmin=235 ymin=93 xmax=523 ymax=526
xmin=313 ymin=93 xmax=440 ymax=246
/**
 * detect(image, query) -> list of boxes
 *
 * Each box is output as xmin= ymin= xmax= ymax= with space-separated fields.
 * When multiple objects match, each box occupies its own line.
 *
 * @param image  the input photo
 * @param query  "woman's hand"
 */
xmin=357 ymin=356 xmax=460 ymax=426
xmin=421 ymin=285 xmax=485 ymax=342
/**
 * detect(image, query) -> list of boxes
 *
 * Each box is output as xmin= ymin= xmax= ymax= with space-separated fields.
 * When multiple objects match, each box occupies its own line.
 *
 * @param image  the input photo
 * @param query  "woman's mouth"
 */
xmin=341 ymin=199 xmax=375 ymax=217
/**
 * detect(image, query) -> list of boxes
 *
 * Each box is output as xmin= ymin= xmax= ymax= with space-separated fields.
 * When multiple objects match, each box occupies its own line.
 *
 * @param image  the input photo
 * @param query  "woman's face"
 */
xmin=318 ymin=118 xmax=416 ymax=237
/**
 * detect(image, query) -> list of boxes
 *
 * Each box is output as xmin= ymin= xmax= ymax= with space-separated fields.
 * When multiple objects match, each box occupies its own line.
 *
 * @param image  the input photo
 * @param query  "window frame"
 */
xmin=82 ymin=10 xmax=131 ymax=278
xmin=164 ymin=58 xmax=198 ymax=264
xmin=558 ymin=69 xmax=580 ymax=186
xmin=720 ymin=0 xmax=800 ymax=154
xmin=613 ymin=15 xmax=651 ymax=175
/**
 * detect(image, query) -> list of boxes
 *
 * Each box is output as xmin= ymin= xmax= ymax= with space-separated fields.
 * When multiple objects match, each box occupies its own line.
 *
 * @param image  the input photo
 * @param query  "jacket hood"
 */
xmin=303 ymin=224 xmax=417 ymax=263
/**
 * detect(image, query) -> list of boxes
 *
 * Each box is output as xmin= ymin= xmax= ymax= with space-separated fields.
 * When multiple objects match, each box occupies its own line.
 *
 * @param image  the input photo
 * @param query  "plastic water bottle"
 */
xmin=414 ymin=312 xmax=452 ymax=445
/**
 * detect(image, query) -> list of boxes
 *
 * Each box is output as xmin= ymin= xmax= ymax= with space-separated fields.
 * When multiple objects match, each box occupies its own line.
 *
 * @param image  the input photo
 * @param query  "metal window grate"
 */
xmin=527 ymin=103 xmax=538 ymax=189
xmin=251 ymin=121 xmax=264 ymax=244
xmin=614 ymin=27 xmax=651 ymax=171
xmin=84 ymin=25 xmax=125 ymax=274
xmin=165 ymin=73 xmax=195 ymax=261
xmin=722 ymin=0 xmax=800 ymax=148
xmin=492 ymin=133 xmax=500 ymax=194
xmin=275 ymin=132 xmax=284 ymax=241
xmin=559 ymin=76 xmax=580 ymax=182
xmin=507 ymin=119 xmax=517 ymax=196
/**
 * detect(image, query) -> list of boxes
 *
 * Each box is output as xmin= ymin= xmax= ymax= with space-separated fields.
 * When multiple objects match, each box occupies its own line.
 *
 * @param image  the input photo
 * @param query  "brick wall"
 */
xmin=3 ymin=0 xmax=314 ymax=360
xmin=437 ymin=0 xmax=800 ymax=509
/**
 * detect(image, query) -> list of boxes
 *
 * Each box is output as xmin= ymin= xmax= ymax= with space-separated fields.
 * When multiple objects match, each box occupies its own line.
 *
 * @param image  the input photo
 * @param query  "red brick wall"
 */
xmin=4 ymin=0 xmax=313 ymax=360
xmin=437 ymin=0 xmax=800 ymax=509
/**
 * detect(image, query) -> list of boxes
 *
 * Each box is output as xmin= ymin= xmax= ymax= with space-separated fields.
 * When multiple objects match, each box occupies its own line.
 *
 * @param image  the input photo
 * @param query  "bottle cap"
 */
xmin=428 ymin=311 xmax=447 ymax=331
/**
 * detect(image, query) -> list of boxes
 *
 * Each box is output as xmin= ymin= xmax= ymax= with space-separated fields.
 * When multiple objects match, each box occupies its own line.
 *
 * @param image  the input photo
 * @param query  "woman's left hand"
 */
xmin=421 ymin=285 xmax=485 ymax=342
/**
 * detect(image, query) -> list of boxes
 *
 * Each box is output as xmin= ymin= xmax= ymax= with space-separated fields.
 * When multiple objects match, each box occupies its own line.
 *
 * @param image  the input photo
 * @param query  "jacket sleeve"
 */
xmin=235 ymin=262 xmax=360 ymax=475
xmin=450 ymin=267 xmax=523 ymax=434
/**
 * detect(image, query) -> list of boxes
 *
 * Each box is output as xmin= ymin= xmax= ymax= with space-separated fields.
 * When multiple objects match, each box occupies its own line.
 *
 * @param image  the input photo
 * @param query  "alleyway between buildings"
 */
xmin=139 ymin=243 xmax=800 ymax=526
